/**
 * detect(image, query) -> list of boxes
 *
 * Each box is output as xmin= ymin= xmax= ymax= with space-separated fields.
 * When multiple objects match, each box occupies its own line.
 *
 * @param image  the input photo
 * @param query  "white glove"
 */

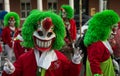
xmin=113 ymin=59 xmax=119 ymax=72
xmin=72 ymin=47 xmax=83 ymax=64
xmin=3 ymin=58 xmax=15 ymax=74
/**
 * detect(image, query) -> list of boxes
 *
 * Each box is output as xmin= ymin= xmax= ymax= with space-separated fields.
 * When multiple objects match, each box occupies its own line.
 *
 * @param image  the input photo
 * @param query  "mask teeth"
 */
xmin=36 ymin=39 xmax=52 ymax=48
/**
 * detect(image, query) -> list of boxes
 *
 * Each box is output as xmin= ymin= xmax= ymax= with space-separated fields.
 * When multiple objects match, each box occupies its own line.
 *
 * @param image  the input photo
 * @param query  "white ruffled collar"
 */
xmin=34 ymin=49 xmax=58 ymax=70
xmin=9 ymin=26 xmax=15 ymax=31
xmin=102 ymin=40 xmax=113 ymax=54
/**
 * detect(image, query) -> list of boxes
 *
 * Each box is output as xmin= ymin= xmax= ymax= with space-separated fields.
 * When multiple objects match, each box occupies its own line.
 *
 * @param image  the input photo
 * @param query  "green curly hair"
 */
xmin=61 ymin=5 xmax=74 ymax=19
xmin=84 ymin=10 xmax=120 ymax=47
xmin=4 ymin=12 xmax=20 ymax=27
xmin=29 ymin=9 xmax=41 ymax=15
xmin=21 ymin=11 xmax=66 ymax=50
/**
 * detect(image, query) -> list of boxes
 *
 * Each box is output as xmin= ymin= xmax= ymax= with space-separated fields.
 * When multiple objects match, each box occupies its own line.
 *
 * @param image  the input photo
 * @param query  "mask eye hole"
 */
xmin=62 ymin=12 xmax=66 ymax=15
xmin=47 ymin=32 xmax=53 ymax=37
xmin=38 ymin=30 xmax=43 ymax=36
xmin=9 ymin=20 xmax=16 ymax=23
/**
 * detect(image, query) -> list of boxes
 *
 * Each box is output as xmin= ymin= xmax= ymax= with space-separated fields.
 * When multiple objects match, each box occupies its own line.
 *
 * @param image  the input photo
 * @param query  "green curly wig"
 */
xmin=29 ymin=9 xmax=41 ymax=15
xmin=4 ymin=12 xmax=20 ymax=27
xmin=61 ymin=5 xmax=74 ymax=19
xmin=21 ymin=11 xmax=66 ymax=50
xmin=84 ymin=10 xmax=120 ymax=47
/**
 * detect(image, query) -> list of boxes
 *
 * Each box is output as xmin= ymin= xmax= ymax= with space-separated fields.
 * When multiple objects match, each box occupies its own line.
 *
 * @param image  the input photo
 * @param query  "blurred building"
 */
xmin=75 ymin=0 xmax=120 ymax=29
xmin=0 ymin=0 xmax=120 ymax=27
xmin=87 ymin=0 xmax=120 ymax=16
xmin=0 ymin=0 xmax=75 ymax=26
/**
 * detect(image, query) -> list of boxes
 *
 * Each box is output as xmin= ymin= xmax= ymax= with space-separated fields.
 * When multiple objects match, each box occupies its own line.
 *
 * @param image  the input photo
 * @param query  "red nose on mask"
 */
xmin=42 ymin=18 xmax=53 ymax=31
xmin=9 ymin=16 xmax=15 ymax=21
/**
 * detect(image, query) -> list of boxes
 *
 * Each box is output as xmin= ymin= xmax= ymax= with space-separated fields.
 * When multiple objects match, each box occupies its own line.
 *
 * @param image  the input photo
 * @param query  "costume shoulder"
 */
xmin=2 ymin=26 xmax=9 ymax=30
xmin=54 ymin=50 xmax=68 ymax=61
xmin=19 ymin=49 xmax=34 ymax=59
xmin=70 ymin=18 xmax=75 ymax=22
xmin=88 ymin=41 xmax=103 ymax=47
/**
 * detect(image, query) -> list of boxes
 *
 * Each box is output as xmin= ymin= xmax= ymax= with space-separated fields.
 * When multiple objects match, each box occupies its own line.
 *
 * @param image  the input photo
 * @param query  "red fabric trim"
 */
xmin=69 ymin=19 xmax=77 ymax=41
xmin=1 ymin=26 xmax=19 ymax=48
xmin=87 ymin=41 xmax=110 ymax=74
xmin=0 ymin=43 xmax=2 ymax=52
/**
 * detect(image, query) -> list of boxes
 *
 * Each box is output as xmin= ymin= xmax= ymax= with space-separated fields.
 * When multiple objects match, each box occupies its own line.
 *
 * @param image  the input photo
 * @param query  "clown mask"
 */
xmin=110 ymin=23 xmax=118 ymax=39
xmin=9 ymin=16 xmax=16 ymax=27
xmin=61 ymin=8 xmax=67 ymax=18
xmin=33 ymin=18 xmax=55 ymax=52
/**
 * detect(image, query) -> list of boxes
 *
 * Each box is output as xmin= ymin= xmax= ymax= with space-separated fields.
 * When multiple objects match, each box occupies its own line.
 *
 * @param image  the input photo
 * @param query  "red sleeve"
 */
xmin=13 ymin=39 xmax=25 ymax=60
xmin=87 ymin=41 xmax=110 ymax=75
xmin=2 ymin=71 xmax=12 ymax=76
xmin=55 ymin=51 xmax=81 ymax=76
xmin=69 ymin=19 xmax=77 ymax=41
xmin=2 ymin=57 xmax=22 ymax=76
xmin=1 ymin=27 xmax=12 ymax=47
xmin=0 ymin=43 xmax=2 ymax=52
xmin=14 ymin=28 xmax=20 ymax=37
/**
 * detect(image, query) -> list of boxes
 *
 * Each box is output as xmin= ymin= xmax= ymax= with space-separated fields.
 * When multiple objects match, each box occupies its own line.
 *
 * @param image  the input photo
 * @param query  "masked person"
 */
xmin=108 ymin=22 xmax=120 ymax=75
xmin=2 ymin=10 xmax=82 ymax=76
xmin=83 ymin=10 xmax=119 ymax=76
xmin=1 ymin=12 xmax=20 ymax=61
xmin=13 ymin=29 xmax=33 ymax=60
xmin=13 ymin=10 xmax=40 ymax=60
xmin=60 ymin=5 xmax=77 ymax=60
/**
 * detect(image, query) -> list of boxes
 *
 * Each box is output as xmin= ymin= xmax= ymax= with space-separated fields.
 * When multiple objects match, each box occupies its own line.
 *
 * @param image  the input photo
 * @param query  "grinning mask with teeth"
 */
xmin=33 ymin=17 xmax=55 ymax=52
xmin=9 ymin=16 xmax=16 ymax=27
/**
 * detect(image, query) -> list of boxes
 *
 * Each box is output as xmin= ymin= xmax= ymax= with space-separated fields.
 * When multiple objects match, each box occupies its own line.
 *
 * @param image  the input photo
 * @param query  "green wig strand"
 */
xmin=29 ymin=9 xmax=41 ymax=15
xmin=21 ymin=12 xmax=42 ymax=48
xmin=61 ymin=5 xmax=74 ymax=19
xmin=4 ymin=12 xmax=20 ymax=27
xmin=84 ymin=10 xmax=120 ymax=47
xmin=22 ymin=11 xmax=66 ymax=50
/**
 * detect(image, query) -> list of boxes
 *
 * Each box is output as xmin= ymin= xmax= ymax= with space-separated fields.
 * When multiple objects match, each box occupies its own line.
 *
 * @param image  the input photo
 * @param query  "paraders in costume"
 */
xmin=13 ymin=29 xmax=32 ymax=60
xmin=84 ymin=10 xmax=120 ymax=76
xmin=13 ymin=9 xmax=40 ymax=60
xmin=60 ymin=5 xmax=77 ymax=59
xmin=2 ymin=10 xmax=82 ymax=76
xmin=1 ymin=12 xmax=20 ymax=61
xmin=111 ymin=22 xmax=120 ymax=58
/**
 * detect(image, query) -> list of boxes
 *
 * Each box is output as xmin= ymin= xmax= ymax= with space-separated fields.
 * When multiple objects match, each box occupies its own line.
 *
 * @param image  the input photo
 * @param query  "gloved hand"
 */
xmin=94 ymin=74 xmax=103 ymax=76
xmin=113 ymin=59 xmax=119 ymax=72
xmin=3 ymin=58 xmax=15 ymax=74
xmin=72 ymin=47 xmax=83 ymax=64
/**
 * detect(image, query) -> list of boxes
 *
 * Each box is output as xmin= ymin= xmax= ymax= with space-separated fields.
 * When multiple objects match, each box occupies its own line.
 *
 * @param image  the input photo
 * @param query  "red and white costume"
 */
xmin=1 ymin=26 xmax=19 ymax=60
xmin=2 ymin=11 xmax=82 ymax=76
xmin=86 ymin=41 xmax=115 ymax=75
xmin=13 ymin=33 xmax=31 ymax=60
xmin=64 ymin=19 xmax=77 ymax=44
xmin=2 ymin=49 xmax=81 ymax=76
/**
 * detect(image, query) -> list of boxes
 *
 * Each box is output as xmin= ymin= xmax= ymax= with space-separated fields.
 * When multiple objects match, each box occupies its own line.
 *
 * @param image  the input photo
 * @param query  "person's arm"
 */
xmin=87 ymin=42 xmax=109 ymax=75
xmin=1 ymin=28 xmax=13 ymax=48
xmin=69 ymin=19 xmax=77 ymax=41
xmin=61 ymin=47 xmax=83 ymax=76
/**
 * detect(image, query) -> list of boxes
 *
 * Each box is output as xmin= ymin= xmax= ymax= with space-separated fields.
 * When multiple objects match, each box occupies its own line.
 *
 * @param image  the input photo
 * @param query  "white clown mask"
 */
xmin=8 ymin=16 xmax=16 ymax=27
xmin=110 ymin=23 xmax=118 ymax=39
xmin=61 ymin=8 xmax=67 ymax=18
xmin=33 ymin=17 xmax=56 ymax=52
